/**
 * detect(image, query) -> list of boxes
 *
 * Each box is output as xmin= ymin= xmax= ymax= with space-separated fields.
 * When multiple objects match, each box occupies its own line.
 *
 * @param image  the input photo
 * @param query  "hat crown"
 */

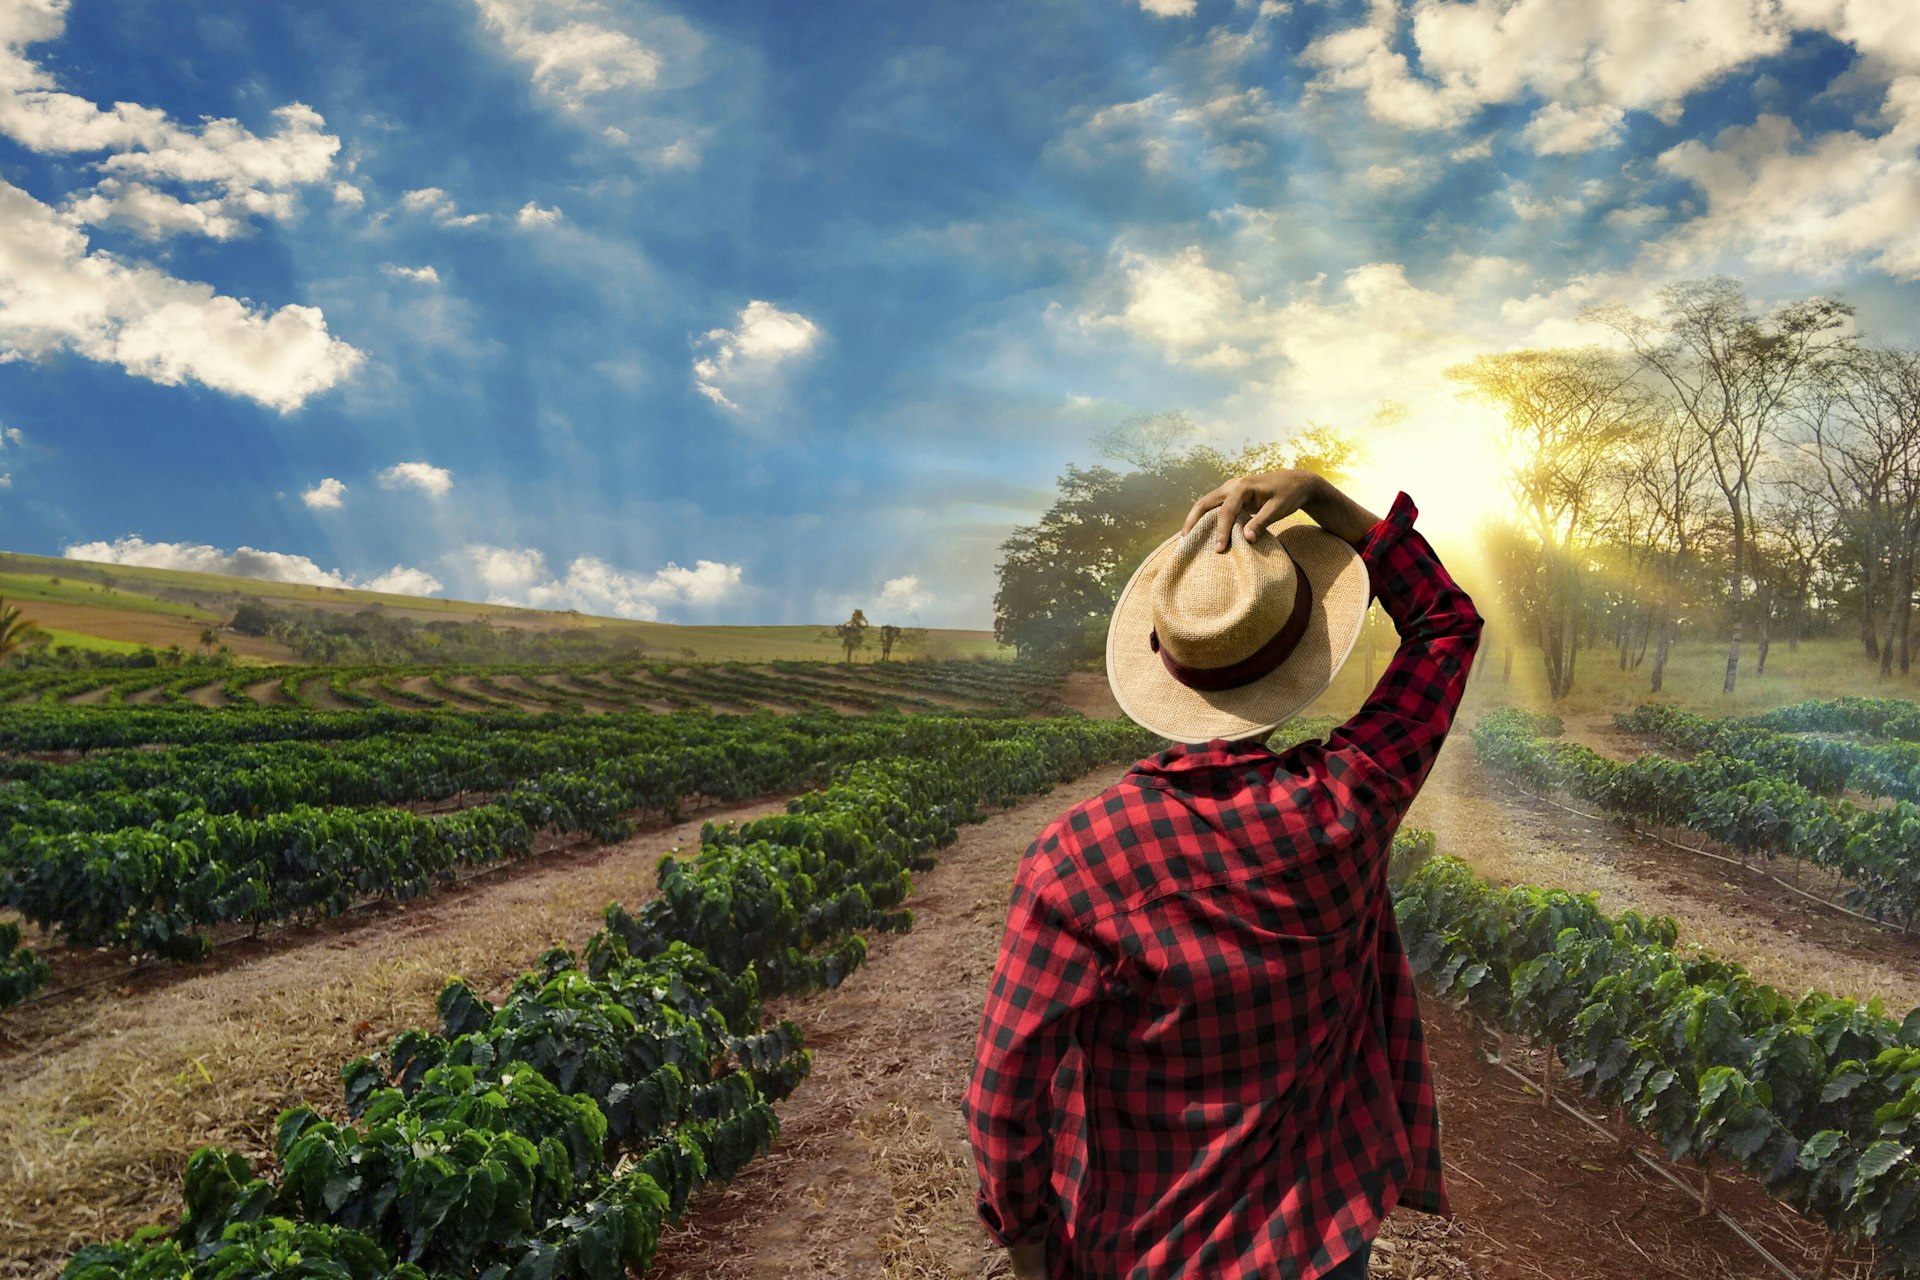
xmin=1150 ymin=508 xmax=1301 ymax=669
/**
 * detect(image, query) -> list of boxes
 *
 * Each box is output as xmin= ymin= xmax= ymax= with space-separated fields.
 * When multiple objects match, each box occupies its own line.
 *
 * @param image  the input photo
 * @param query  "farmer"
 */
xmin=962 ymin=469 xmax=1482 ymax=1280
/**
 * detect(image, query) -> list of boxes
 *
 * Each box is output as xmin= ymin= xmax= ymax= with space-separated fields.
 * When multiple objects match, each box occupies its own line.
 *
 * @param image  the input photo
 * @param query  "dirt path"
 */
xmin=646 ymin=764 xmax=1477 ymax=1280
xmin=1407 ymin=737 xmax=1920 ymax=1011
xmin=241 ymin=677 xmax=289 ymax=707
xmin=0 ymin=794 xmax=797 ymax=1279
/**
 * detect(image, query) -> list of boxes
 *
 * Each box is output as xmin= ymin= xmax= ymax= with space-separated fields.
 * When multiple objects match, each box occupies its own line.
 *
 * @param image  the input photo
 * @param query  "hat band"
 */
xmin=1149 ymin=565 xmax=1313 ymax=692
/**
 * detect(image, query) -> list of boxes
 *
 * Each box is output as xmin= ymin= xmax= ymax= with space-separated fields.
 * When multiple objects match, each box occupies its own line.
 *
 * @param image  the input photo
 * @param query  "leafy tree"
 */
xmin=228 ymin=600 xmax=274 ymax=636
xmin=827 ymin=609 xmax=869 ymax=662
xmin=994 ymin=422 xmax=1365 ymax=663
xmin=879 ymin=623 xmax=901 ymax=660
xmin=198 ymin=626 xmax=220 ymax=655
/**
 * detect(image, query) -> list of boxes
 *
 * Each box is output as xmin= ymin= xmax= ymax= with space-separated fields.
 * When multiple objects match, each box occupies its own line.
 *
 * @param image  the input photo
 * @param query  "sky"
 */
xmin=2 ymin=0 xmax=1919 ymax=629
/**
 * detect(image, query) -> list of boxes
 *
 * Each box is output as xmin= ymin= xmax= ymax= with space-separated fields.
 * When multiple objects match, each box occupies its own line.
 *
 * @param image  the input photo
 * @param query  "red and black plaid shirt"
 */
xmin=962 ymin=492 xmax=1482 ymax=1280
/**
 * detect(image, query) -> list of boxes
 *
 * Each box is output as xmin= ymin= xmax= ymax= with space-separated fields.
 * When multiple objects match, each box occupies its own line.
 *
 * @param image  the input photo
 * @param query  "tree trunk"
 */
xmin=1863 ymin=552 xmax=1881 ymax=660
xmin=1883 ymin=557 xmax=1905 ymax=677
xmin=1632 ymin=608 xmax=1652 ymax=668
xmin=1503 ymin=632 xmax=1513 ymax=684
xmin=1756 ymin=581 xmax=1774 ymax=677
xmin=1724 ymin=513 xmax=1744 ymax=695
xmin=1901 ymin=552 xmax=1914 ymax=676
xmin=1651 ymin=601 xmax=1672 ymax=694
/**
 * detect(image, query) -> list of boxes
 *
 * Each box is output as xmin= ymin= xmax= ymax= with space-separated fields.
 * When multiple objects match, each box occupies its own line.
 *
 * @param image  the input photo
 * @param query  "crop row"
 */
xmin=0 ymin=716 xmax=1115 ymax=979
xmin=1471 ymin=709 xmax=1920 ymax=931
xmin=1398 ymin=851 xmax=1920 ymax=1274
xmin=60 ymin=714 xmax=1165 ymax=1278
xmin=1751 ymin=698 xmax=1920 ymax=743
xmin=1620 ymin=703 xmax=1920 ymax=806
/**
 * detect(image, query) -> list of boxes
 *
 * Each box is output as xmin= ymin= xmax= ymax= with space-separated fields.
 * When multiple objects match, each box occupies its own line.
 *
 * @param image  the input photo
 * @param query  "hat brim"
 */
xmin=1106 ymin=513 xmax=1370 ymax=744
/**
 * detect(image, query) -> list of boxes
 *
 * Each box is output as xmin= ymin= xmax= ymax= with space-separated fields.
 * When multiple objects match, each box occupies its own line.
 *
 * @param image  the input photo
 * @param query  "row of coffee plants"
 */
xmin=1619 ymin=704 xmax=1920 ymax=806
xmin=1751 ymin=698 xmax=1920 ymax=742
xmin=1 ymin=658 xmax=1051 ymax=718
xmin=1470 ymin=709 xmax=1920 ymax=931
xmin=59 ymin=714 xmax=1165 ymax=1278
xmin=1398 ymin=851 xmax=1920 ymax=1274
xmin=0 ymin=715 xmax=1107 ymax=975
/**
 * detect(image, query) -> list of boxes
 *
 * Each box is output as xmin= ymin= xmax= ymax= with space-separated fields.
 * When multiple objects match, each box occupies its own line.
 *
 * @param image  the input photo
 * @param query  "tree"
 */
xmin=829 ymin=609 xmax=869 ymax=662
xmin=1446 ymin=347 xmax=1649 ymax=699
xmin=0 ymin=596 xmax=43 ymax=666
xmin=1587 ymin=278 xmax=1853 ymax=693
xmin=198 ymin=626 xmax=220 ymax=656
xmin=879 ymin=623 xmax=901 ymax=660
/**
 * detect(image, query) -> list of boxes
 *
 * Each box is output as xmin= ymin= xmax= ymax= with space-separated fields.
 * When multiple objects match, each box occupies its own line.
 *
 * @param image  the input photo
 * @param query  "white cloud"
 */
xmin=1506 ymin=182 xmax=1585 ymax=220
xmin=692 ymin=299 xmax=822 ymax=413
xmin=0 ymin=179 xmax=363 ymax=411
xmin=59 ymin=179 xmax=245 ymax=241
xmin=1449 ymin=137 xmax=1493 ymax=162
xmin=1521 ymin=101 xmax=1627 ymax=154
xmin=877 ymin=574 xmax=932 ymax=614
xmin=1079 ymin=244 xmax=1260 ymax=358
xmin=379 ymin=461 xmax=454 ymax=497
xmin=301 ymin=477 xmax=347 ymax=510
xmin=332 ymin=181 xmax=366 ymax=208
xmin=398 ymin=187 xmax=491 ymax=227
xmin=381 ymin=263 xmax=441 ymax=284
xmin=63 ymin=535 xmax=440 ymax=597
xmin=461 ymin=542 xmax=743 ymax=619
xmin=1052 ymin=88 xmax=1278 ymax=176
xmin=1139 ymin=0 xmax=1197 ymax=15
xmin=1649 ymin=106 xmax=1920 ymax=279
xmin=474 ymin=0 xmax=663 ymax=109
xmin=0 ymin=473 xmax=11 ymax=490
xmin=1305 ymin=0 xmax=1795 ymax=132
xmin=0 ymin=2 xmax=340 ymax=239
xmin=516 ymin=200 xmax=563 ymax=228
xmin=363 ymin=565 xmax=446 ymax=596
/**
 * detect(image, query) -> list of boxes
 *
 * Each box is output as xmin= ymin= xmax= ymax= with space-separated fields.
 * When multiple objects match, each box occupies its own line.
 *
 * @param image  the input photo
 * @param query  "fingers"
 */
xmin=1180 ymin=484 xmax=1228 ymax=538
xmin=1212 ymin=485 xmax=1250 ymax=551
xmin=1241 ymin=496 xmax=1284 ymax=542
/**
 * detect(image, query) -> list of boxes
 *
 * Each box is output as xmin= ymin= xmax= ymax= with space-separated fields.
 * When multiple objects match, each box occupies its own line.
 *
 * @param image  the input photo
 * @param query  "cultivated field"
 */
xmin=6 ymin=645 xmax=1920 ymax=1280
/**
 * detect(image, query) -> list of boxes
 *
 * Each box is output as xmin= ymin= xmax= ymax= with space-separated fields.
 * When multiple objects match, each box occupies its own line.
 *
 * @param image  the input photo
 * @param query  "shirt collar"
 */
xmin=1128 ymin=736 xmax=1278 ymax=777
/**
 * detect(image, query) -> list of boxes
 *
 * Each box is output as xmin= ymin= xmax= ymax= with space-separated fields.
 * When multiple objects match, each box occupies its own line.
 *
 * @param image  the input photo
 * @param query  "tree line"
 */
xmin=1458 ymin=274 xmax=1918 ymax=700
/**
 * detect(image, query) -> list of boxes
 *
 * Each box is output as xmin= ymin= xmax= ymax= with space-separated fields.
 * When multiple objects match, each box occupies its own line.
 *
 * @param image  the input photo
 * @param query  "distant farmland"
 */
xmin=0 ymin=549 xmax=1011 ymax=664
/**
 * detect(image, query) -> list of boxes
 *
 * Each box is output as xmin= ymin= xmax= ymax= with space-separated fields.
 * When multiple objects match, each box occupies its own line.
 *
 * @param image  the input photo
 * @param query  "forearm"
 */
xmin=1300 ymin=475 xmax=1382 ymax=547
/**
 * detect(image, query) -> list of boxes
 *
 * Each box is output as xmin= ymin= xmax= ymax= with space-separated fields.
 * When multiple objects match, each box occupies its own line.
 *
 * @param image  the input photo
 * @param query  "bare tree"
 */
xmin=1587 ymin=278 xmax=1853 ymax=693
xmin=1447 ymin=347 xmax=1649 ymax=699
xmin=1793 ymin=346 xmax=1920 ymax=672
xmin=1093 ymin=410 xmax=1197 ymax=469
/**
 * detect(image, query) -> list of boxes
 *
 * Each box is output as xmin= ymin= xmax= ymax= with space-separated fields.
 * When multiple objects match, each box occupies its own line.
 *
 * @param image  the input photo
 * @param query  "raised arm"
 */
xmin=1322 ymin=489 xmax=1484 ymax=819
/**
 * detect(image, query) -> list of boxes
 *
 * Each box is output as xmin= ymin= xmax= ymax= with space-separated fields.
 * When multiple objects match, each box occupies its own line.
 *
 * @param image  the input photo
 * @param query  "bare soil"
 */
xmin=444 ymin=673 xmax=542 ymax=712
xmin=1408 ymin=736 xmax=1920 ymax=1011
xmin=183 ymin=681 xmax=228 ymax=709
xmin=296 ymin=674 xmax=356 ymax=712
xmin=240 ymin=677 xmax=290 ymax=707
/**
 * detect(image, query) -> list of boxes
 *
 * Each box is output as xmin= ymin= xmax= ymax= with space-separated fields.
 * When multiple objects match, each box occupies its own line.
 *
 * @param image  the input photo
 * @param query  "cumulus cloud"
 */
xmin=363 ymin=565 xmax=446 ymax=595
xmin=1304 ymin=0 xmax=1794 ymax=132
xmin=516 ymin=200 xmax=563 ymax=228
xmin=474 ymin=0 xmax=663 ymax=108
xmin=459 ymin=542 xmax=743 ymax=619
xmin=1052 ymin=88 xmax=1278 ymax=176
xmin=379 ymin=461 xmax=454 ymax=497
xmin=381 ymin=263 xmax=441 ymax=284
xmin=1522 ymin=101 xmax=1627 ymax=154
xmin=1649 ymin=107 xmax=1920 ymax=279
xmin=63 ymin=534 xmax=441 ymax=597
xmin=877 ymin=574 xmax=932 ymax=614
xmin=331 ymin=181 xmax=366 ymax=208
xmin=0 ymin=4 xmax=340 ymax=240
xmin=0 ymin=180 xmax=363 ymax=411
xmin=1139 ymin=0 xmax=1197 ymax=15
xmin=692 ymin=299 xmax=822 ymax=413
xmin=398 ymin=187 xmax=490 ymax=227
xmin=301 ymin=477 xmax=346 ymax=509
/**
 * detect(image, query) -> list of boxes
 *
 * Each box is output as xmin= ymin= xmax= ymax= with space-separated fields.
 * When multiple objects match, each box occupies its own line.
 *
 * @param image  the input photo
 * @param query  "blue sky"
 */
xmin=2 ymin=0 xmax=1918 ymax=628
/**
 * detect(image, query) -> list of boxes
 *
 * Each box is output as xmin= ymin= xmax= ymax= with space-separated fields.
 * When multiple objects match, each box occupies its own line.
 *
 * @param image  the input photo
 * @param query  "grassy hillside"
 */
xmin=0 ymin=550 xmax=1013 ymax=665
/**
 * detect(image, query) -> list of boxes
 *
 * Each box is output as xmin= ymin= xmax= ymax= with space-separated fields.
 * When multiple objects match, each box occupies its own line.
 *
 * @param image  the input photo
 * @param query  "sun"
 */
xmin=1344 ymin=404 xmax=1509 ymax=542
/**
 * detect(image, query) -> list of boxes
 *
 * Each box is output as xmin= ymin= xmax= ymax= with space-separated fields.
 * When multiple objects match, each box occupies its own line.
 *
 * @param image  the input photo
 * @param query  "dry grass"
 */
xmin=0 ymin=796 xmax=793 ymax=1279
xmin=852 ymin=1101 xmax=977 ymax=1280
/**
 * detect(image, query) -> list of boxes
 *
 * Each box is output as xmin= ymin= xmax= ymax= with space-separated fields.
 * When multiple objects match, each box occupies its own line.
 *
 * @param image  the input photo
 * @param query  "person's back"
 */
xmin=963 ymin=474 xmax=1483 ymax=1280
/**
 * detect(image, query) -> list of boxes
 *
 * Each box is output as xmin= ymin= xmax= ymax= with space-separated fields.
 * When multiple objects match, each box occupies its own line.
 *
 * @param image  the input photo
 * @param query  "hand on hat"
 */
xmin=1183 ymin=470 xmax=1379 ymax=552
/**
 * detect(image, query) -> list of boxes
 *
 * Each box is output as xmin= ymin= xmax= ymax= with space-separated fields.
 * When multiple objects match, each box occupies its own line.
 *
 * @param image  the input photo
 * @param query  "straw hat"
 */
xmin=1106 ymin=505 xmax=1370 ymax=744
